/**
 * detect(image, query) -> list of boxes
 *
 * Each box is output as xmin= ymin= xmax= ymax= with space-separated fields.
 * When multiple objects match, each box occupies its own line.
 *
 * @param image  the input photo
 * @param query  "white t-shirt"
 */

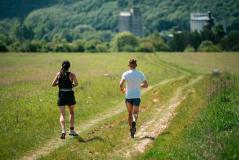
xmin=121 ymin=69 xmax=146 ymax=99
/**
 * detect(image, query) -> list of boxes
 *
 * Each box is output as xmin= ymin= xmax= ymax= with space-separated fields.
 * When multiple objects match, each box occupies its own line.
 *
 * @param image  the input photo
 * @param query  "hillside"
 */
xmin=0 ymin=0 xmax=239 ymax=41
xmin=0 ymin=0 xmax=59 ymax=19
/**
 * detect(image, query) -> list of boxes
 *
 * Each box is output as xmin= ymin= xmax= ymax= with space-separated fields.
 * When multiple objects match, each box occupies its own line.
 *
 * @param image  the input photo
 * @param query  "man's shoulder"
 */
xmin=135 ymin=70 xmax=144 ymax=75
xmin=122 ymin=70 xmax=131 ymax=75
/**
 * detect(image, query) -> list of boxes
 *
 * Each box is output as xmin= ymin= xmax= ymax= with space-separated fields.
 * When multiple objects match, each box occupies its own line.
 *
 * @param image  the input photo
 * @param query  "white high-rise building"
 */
xmin=118 ymin=7 xmax=143 ymax=36
xmin=190 ymin=12 xmax=212 ymax=32
xmin=118 ymin=11 xmax=132 ymax=33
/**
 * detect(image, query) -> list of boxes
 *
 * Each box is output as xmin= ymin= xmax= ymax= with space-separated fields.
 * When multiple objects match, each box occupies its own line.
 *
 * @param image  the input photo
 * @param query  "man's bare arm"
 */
xmin=120 ymin=79 xmax=125 ymax=93
xmin=141 ymin=80 xmax=148 ymax=88
xmin=52 ymin=73 xmax=59 ymax=87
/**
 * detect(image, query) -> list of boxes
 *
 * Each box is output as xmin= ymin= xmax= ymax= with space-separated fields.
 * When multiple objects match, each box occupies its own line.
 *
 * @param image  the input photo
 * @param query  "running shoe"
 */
xmin=130 ymin=121 xmax=136 ymax=138
xmin=69 ymin=129 xmax=79 ymax=136
xmin=60 ymin=132 xmax=66 ymax=139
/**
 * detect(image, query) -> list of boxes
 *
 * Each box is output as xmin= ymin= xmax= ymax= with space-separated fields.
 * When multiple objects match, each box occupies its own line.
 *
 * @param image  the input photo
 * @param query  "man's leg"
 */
xmin=132 ymin=106 xmax=139 ymax=122
xmin=131 ymin=106 xmax=139 ymax=137
xmin=126 ymin=101 xmax=133 ymax=128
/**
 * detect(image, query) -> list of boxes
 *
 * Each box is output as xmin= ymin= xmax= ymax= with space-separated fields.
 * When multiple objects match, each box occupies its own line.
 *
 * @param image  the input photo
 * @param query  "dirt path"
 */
xmin=20 ymin=76 xmax=186 ymax=160
xmin=111 ymin=76 xmax=203 ymax=159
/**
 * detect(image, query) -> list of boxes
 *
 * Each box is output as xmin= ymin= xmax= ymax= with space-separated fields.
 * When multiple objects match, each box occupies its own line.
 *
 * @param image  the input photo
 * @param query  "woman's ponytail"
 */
xmin=59 ymin=60 xmax=70 ymax=78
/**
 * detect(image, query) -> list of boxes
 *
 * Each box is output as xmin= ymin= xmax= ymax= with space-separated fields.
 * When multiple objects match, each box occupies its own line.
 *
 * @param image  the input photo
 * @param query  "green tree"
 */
xmin=14 ymin=24 xmax=34 ymax=40
xmin=111 ymin=32 xmax=139 ymax=52
xmin=95 ymin=43 xmax=109 ymax=52
xmin=29 ymin=40 xmax=44 ymax=52
xmin=169 ymin=32 xmax=186 ymax=51
xmin=147 ymin=34 xmax=169 ymax=51
xmin=198 ymin=40 xmax=221 ymax=52
xmin=0 ymin=41 xmax=8 ymax=52
xmin=84 ymin=39 xmax=101 ymax=52
xmin=184 ymin=45 xmax=195 ymax=52
xmin=220 ymin=31 xmax=239 ymax=51
xmin=54 ymin=43 xmax=71 ymax=52
xmin=138 ymin=40 xmax=155 ymax=52
xmin=189 ymin=31 xmax=201 ymax=50
xmin=70 ymin=40 xmax=85 ymax=52
xmin=213 ymin=25 xmax=225 ymax=43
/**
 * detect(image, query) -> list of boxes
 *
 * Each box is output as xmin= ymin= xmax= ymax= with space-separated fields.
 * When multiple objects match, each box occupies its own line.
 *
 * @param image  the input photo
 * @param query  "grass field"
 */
xmin=136 ymin=73 xmax=239 ymax=160
xmin=0 ymin=52 xmax=238 ymax=160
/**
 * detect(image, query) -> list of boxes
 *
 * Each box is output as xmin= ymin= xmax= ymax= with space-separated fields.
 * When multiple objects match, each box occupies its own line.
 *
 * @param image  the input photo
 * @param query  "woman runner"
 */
xmin=52 ymin=60 xmax=79 ymax=139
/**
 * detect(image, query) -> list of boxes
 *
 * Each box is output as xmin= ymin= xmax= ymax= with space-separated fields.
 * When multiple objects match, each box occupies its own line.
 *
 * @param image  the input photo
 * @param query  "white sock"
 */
xmin=132 ymin=113 xmax=138 ymax=122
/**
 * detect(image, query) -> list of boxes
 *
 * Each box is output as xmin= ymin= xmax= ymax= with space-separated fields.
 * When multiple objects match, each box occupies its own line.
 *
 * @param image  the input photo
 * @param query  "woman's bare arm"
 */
xmin=72 ymin=73 xmax=78 ymax=87
xmin=52 ymin=72 xmax=60 ymax=87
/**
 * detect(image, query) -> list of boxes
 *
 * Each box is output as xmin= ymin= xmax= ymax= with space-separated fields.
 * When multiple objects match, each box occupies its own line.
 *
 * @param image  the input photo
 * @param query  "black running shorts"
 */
xmin=57 ymin=91 xmax=76 ymax=106
xmin=125 ymin=98 xmax=141 ymax=107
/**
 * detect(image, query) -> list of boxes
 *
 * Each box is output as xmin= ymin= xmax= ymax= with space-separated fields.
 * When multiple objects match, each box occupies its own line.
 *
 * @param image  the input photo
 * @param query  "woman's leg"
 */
xmin=68 ymin=105 xmax=75 ymax=128
xmin=68 ymin=105 xmax=78 ymax=136
xmin=59 ymin=106 xmax=66 ymax=133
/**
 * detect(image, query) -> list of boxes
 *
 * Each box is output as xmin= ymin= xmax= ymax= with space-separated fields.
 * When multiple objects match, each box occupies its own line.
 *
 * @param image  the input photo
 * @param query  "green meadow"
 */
xmin=0 ymin=52 xmax=238 ymax=160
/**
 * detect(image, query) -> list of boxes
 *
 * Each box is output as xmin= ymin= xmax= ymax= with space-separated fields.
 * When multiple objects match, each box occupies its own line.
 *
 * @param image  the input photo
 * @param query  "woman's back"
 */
xmin=58 ymin=72 xmax=72 ymax=89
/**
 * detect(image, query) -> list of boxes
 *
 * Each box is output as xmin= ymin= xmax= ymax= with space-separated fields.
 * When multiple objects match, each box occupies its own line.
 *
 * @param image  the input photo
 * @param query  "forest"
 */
xmin=0 ymin=0 xmax=239 ymax=52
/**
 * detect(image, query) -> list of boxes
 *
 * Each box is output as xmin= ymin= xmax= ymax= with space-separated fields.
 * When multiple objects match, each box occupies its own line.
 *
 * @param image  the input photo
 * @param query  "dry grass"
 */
xmin=156 ymin=52 xmax=239 ymax=74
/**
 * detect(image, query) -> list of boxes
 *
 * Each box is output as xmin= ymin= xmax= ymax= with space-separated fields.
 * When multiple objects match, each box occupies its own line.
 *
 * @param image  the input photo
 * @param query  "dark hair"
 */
xmin=59 ymin=60 xmax=70 ymax=78
xmin=128 ymin=59 xmax=137 ymax=68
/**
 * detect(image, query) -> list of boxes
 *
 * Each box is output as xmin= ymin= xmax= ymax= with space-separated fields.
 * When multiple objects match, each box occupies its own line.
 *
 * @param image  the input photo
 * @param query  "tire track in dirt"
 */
xmin=20 ymin=76 xmax=186 ymax=160
xmin=111 ymin=76 xmax=203 ymax=159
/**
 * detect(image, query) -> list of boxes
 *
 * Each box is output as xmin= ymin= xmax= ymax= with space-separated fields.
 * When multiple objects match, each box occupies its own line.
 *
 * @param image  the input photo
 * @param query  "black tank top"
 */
xmin=58 ymin=72 xmax=73 ymax=89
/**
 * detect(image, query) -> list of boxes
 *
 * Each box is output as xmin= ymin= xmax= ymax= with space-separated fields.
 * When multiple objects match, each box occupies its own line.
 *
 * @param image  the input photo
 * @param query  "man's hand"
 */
xmin=121 ymin=87 xmax=126 ymax=93
xmin=141 ymin=80 xmax=148 ymax=88
xmin=120 ymin=79 xmax=125 ymax=93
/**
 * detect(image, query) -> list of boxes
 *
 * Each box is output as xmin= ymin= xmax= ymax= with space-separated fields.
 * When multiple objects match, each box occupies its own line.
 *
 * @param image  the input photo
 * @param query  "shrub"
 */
xmin=84 ymin=40 xmax=101 ymax=52
xmin=220 ymin=31 xmax=239 ymax=51
xmin=138 ymin=41 xmax=155 ymax=52
xmin=54 ymin=43 xmax=71 ymax=52
xmin=147 ymin=34 xmax=169 ymax=51
xmin=95 ymin=43 xmax=109 ymax=52
xmin=72 ymin=40 xmax=85 ymax=52
xmin=184 ymin=45 xmax=195 ymax=52
xmin=29 ymin=40 xmax=44 ymax=52
xmin=0 ymin=41 xmax=8 ymax=52
xmin=198 ymin=40 xmax=221 ymax=52
xmin=111 ymin=32 xmax=139 ymax=52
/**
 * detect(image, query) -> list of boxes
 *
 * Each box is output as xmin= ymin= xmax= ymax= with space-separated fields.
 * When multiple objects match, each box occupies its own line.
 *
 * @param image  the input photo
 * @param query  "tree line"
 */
xmin=0 ymin=24 xmax=239 ymax=53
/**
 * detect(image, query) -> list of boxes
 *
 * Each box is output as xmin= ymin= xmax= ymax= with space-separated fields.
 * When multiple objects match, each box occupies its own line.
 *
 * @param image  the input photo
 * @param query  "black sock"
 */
xmin=70 ymin=127 xmax=74 ymax=130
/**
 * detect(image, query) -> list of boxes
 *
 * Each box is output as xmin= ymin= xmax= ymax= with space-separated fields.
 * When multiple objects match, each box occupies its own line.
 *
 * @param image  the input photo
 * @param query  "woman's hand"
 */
xmin=52 ymin=72 xmax=60 ymax=87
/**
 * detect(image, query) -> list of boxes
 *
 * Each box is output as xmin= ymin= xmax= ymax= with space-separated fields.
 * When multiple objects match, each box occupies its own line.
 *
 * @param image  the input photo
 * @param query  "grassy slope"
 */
xmin=137 ymin=53 xmax=239 ymax=160
xmin=0 ymin=53 xmax=182 ymax=159
xmin=157 ymin=52 xmax=239 ymax=74
xmin=139 ymin=74 xmax=239 ymax=160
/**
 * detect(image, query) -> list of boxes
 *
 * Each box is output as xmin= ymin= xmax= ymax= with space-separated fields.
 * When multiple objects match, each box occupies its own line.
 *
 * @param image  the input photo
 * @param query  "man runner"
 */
xmin=120 ymin=59 xmax=148 ymax=138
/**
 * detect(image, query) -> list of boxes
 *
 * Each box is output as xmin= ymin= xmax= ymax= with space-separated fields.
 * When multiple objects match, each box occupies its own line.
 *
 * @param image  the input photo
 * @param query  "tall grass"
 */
xmin=157 ymin=52 xmax=239 ymax=74
xmin=38 ymin=75 xmax=194 ymax=160
xmin=139 ymin=73 xmax=239 ymax=160
xmin=0 ymin=53 xmax=182 ymax=159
